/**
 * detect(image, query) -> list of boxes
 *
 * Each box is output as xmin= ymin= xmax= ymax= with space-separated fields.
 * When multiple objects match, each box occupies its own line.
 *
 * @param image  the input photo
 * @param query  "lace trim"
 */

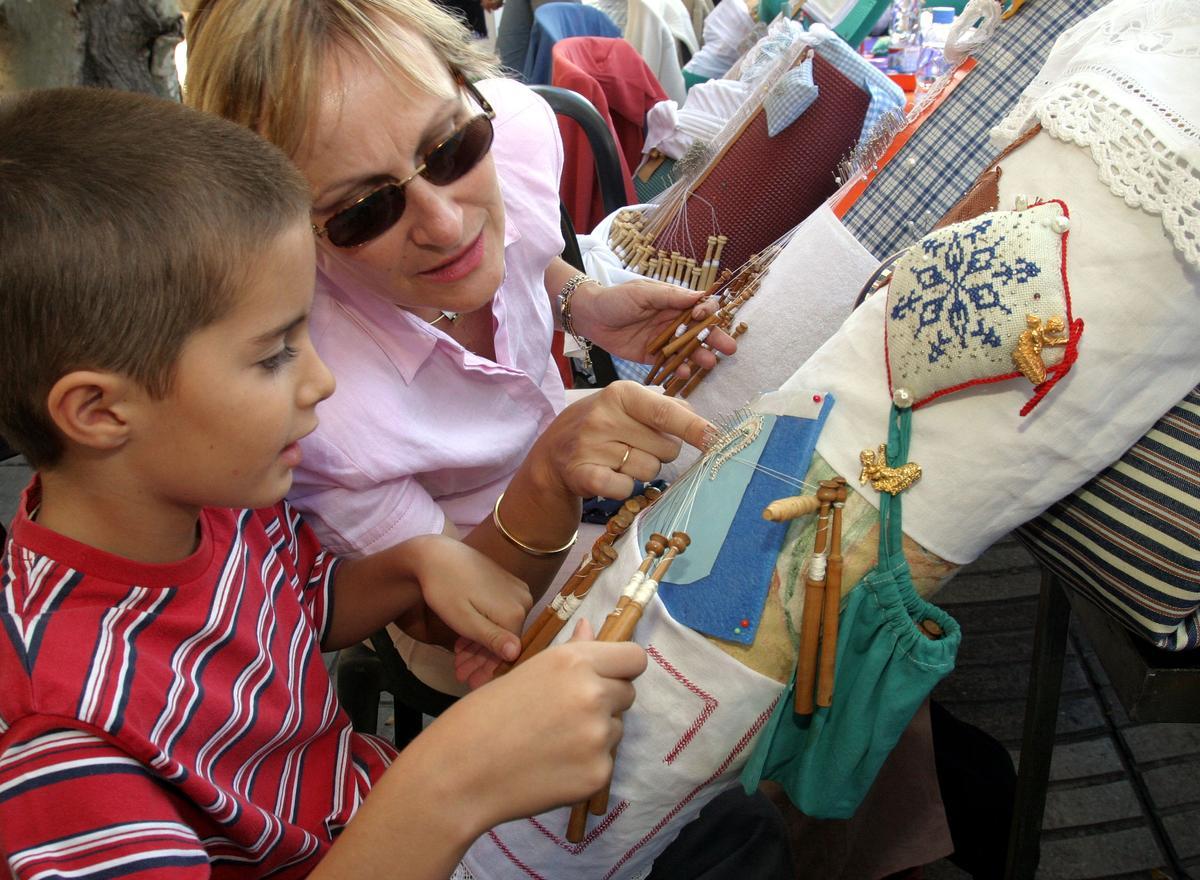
xmin=996 ymin=75 xmax=1200 ymax=269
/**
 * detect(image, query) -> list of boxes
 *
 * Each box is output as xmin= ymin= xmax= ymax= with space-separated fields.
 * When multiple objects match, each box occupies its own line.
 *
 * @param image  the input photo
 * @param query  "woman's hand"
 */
xmin=526 ymin=380 xmax=715 ymax=502
xmin=568 ymin=279 xmax=739 ymax=374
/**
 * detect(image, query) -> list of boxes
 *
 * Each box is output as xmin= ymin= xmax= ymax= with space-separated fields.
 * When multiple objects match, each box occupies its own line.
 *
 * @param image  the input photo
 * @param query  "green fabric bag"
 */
xmin=740 ymin=405 xmax=961 ymax=819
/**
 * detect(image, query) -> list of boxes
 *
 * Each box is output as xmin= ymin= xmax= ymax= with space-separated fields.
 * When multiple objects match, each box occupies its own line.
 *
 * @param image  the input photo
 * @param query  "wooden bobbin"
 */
xmin=496 ymin=500 xmax=643 ymax=676
xmin=679 ymin=321 xmax=747 ymax=399
xmin=588 ymin=531 xmax=689 ymax=817
xmin=661 ymin=311 xmax=720 ymax=358
xmin=794 ymin=481 xmax=842 ymax=716
xmin=817 ymin=478 xmax=848 ymax=708
xmin=595 ymin=533 xmax=667 ymax=641
xmin=762 ymin=493 xmax=823 ymax=522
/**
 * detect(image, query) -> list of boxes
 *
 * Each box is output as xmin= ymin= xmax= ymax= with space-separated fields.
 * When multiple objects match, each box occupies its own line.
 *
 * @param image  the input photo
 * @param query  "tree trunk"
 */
xmin=0 ymin=0 xmax=182 ymax=97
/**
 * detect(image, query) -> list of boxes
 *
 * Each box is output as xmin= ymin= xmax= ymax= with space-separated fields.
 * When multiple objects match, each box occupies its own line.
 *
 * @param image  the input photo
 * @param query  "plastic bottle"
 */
xmin=887 ymin=0 xmax=923 ymax=75
xmin=918 ymin=6 xmax=956 ymax=86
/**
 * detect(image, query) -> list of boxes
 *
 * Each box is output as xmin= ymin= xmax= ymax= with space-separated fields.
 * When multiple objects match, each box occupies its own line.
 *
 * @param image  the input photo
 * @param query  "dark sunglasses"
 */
xmin=312 ymin=75 xmax=496 ymax=249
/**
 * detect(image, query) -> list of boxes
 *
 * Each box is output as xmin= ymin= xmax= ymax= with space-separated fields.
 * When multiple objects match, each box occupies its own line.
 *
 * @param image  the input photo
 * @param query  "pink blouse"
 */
xmin=290 ymin=78 xmax=567 ymax=555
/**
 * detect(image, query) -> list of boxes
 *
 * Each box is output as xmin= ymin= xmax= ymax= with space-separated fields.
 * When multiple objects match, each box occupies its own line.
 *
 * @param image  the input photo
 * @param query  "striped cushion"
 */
xmin=1018 ymin=386 xmax=1200 ymax=650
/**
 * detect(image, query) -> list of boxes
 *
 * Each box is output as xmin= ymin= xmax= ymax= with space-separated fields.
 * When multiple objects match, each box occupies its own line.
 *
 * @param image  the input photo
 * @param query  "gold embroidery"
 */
xmin=1012 ymin=314 xmax=1069 ymax=384
xmin=859 ymin=443 xmax=922 ymax=495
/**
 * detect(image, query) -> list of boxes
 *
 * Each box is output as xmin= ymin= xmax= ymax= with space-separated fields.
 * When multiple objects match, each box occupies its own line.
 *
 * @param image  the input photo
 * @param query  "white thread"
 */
xmin=809 ymin=554 xmax=828 ymax=580
xmin=557 ymin=594 xmax=585 ymax=619
xmin=633 ymin=578 xmax=660 ymax=606
xmin=622 ymin=571 xmax=646 ymax=599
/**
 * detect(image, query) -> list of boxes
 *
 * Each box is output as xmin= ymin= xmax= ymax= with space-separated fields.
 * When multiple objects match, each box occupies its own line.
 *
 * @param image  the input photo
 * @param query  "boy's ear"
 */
xmin=45 ymin=370 xmax=138 ymax=452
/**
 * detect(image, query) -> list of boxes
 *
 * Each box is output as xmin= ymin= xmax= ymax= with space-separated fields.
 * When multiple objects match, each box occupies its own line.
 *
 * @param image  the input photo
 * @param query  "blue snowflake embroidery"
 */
xmin=891 ymin=218 xmax=1038 ymax=364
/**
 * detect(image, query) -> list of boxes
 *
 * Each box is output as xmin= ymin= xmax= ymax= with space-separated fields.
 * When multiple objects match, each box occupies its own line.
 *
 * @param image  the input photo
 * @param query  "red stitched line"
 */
xmin=646 ymin=645 xmax=719 ymax=765
xmin=487 ymin=830 xmax=548 ymax=880
xmin=1020 ymin=199 xmax=1080 ymax=417
xmin=601 ymin=697 xmax=782 ymax=880
xmin=527 ymin=799 xmax=630 ymax=854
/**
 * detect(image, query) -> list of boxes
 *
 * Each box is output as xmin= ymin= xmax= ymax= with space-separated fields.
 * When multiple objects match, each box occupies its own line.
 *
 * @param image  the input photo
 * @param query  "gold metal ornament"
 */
xmin=1012 ymin=314 xmax=1070 ymax=385
xmin=859 ymin=443 xmax=922 ymax=495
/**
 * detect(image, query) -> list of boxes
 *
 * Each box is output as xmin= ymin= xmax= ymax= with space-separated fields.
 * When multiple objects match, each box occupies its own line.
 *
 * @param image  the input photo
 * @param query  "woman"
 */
xmin=184 ymin=0 xmax=737 ymax=674
xmin=182 ymin=5 xmax=796 ymax=878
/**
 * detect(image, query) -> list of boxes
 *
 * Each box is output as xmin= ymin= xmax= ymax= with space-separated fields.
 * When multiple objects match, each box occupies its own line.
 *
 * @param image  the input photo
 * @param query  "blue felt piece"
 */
xmin=643 ymin=416 xmax=772 ymax=586
xmin=652 ymin=395 xmax=834 ymax=644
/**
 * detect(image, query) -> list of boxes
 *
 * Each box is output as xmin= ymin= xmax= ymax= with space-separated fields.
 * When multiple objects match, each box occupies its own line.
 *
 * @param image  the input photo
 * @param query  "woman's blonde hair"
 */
xmin=185 ymin=0 xmax=500 ymax=156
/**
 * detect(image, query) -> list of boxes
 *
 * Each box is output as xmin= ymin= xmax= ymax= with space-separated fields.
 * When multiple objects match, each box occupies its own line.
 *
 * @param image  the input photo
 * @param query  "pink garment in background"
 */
xmin=289 ymin=78 xmax=568 ymax=556
xmin=552 ymin=37 xmax=666 ymax=232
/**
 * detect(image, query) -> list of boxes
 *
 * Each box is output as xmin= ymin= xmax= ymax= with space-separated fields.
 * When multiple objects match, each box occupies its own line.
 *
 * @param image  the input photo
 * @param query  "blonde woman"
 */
xmin=186 ymin=0 xmax=736 ymax=644
xmin=184 ymin=3 xmax=793 ymax=878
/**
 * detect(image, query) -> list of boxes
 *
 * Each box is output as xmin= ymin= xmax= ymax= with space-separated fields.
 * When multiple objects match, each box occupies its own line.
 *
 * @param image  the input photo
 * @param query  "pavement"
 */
xmin=2 ymin=453 xmax=1195 ymax=878
xmin=925 ymin=536 xmax=1199 ymax=880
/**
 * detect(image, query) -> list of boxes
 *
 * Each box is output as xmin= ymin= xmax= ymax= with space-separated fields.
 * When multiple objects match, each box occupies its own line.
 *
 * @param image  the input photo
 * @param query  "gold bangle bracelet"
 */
xmin=492 ymin=491 xmax=578 ymax=557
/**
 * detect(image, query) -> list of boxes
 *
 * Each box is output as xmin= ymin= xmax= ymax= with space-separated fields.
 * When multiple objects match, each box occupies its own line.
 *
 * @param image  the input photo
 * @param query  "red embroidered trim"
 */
xmin=1019 ymin=198 xmax=1081 ymax=416
xmin=526 ymin=800 xmax=631 ymax=854
xmin=646 ymin=645 xmax=719 ymax=765
xmin=486 ymin=830 xmax=548 ymax=880
xmin=488 ymin=674 xmax=779 ymax=878
xmin=600 ymin=696 xmax=782 ymax=880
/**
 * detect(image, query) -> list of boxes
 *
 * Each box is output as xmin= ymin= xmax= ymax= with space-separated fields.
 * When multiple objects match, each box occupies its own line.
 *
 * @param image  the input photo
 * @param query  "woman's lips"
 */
xmin=419 ymin=232 xmax=484 ymax=283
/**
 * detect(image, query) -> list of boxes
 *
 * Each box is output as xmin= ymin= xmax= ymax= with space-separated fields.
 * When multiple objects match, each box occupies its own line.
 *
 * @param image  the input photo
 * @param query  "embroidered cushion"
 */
xmin=884 ymin=200 xmax=1079 ymax=414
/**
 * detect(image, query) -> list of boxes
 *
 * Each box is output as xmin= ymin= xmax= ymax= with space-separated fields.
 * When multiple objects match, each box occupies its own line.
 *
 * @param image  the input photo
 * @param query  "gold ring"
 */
xmin=617 ymin=445 xmax=632 ymax=473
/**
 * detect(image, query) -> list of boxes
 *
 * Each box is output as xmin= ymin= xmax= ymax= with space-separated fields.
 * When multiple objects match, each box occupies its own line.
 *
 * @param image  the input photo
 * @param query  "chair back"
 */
xmin=549 ymin=37 xmax=665 ymax=230
xmin=524 ymin=2 xmax=621 ymax=84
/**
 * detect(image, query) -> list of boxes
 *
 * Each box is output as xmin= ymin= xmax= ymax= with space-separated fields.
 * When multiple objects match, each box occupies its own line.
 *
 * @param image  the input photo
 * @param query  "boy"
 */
xmin=0 ymin=87 xmax=645 ymax=879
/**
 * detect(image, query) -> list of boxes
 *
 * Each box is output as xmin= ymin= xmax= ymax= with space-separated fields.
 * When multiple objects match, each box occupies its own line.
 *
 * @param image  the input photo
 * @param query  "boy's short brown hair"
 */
xmin=0 ymin=87 xmax=311 ymax=469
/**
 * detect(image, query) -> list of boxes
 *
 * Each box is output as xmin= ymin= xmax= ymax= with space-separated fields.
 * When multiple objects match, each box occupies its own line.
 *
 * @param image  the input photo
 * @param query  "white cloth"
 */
xmin=626 ymin=0 xmax=698 ymax=103
xmin=660 ymin=203 xmax=878 ymax=479
xmin=990 ymin=0 xmax=1200 ymax=268
xmin=461 ymin=390 xmax=813 ymax=880
xmin=682 ymin=0 xmax=754 ymax=79
xmin=642 ymin=79 xmax=751 ymax=158
xmin=783 ymin=133 xmax=1200 ymax=565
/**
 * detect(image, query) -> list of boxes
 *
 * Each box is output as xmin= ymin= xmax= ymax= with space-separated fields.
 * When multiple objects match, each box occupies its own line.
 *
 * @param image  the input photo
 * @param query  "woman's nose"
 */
xmin=405 ymin=177 xmax=465 ymax=248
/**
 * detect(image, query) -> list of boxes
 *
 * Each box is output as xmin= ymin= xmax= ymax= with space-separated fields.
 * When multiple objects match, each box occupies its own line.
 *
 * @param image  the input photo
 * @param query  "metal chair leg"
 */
xmin=335 ymin=645 xmax=384 ymax=735
xmin=1004 ymin=569 xmax=1072 ymax=879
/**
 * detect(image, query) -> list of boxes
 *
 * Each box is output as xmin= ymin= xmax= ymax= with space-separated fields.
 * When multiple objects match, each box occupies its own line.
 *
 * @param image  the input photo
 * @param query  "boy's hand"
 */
xmin=454 ymin=636 xmax=506 ymax=690
xmin=402 ymin=536 xmax=532 ymax=663
xmin=420 ymin=620 xmax=648 ymax=828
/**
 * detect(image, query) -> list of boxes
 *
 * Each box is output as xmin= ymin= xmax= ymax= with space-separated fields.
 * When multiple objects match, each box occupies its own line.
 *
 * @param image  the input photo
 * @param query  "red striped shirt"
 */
xmin=0 ymin=481 xmax=395 ymax=878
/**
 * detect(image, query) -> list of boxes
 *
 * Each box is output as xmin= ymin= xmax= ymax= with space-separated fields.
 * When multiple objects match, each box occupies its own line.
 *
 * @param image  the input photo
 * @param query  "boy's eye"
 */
xmin=259 ymin=344 xmax=299 ymax=372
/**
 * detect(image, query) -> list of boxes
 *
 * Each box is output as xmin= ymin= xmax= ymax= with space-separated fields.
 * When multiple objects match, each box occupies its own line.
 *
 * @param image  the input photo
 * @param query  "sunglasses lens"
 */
xmin=424 ymin=115 xmax=495 ymax=186
xmin=320 ymin=114 xmax=493 ymax=248
xmin=325 ymin=184 xmax=406 ymax=248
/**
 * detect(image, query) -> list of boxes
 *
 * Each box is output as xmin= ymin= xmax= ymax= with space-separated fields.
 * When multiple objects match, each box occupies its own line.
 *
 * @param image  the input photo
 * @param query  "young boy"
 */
xmin=0 ymin=87 xmax=646 ymax=879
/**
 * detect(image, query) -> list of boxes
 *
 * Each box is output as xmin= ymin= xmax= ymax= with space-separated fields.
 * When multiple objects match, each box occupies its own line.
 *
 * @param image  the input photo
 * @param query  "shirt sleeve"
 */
xmin=290 ymin=467 xmax=448 ymax=559
xmin=0 ymin=725 xmax=211 ymax=879
xmin=267 ymin=502 xmax=342 ymax=641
